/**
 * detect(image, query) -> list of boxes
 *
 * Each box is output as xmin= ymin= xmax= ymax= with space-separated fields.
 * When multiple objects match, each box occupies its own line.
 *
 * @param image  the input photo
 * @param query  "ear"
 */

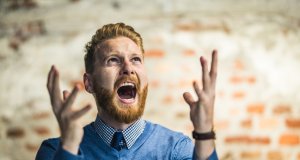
xmin=83 ymin=73 xmax=94 ymax=93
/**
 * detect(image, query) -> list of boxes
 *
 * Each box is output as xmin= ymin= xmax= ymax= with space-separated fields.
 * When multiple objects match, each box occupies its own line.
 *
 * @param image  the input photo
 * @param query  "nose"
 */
xmin=119 ymin=60 xmax=134 ymax=76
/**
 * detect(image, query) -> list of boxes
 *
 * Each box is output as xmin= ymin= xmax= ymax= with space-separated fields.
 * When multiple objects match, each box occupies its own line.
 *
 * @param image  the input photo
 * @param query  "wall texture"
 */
xmin=0 ymin=0 xmax=300 ymax=159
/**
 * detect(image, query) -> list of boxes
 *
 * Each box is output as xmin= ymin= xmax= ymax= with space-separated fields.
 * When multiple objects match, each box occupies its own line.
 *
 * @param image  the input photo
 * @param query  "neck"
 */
xmin=98 ymin=111 xmax=136 ymax=130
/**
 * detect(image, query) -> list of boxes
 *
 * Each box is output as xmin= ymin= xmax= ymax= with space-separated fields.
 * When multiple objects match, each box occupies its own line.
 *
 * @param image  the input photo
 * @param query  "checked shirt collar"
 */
xmin=94 ymin=116 xmax=145 ymax=149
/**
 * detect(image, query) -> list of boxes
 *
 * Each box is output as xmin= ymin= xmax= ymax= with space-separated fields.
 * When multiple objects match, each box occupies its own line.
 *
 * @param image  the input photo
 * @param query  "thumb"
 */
xmin=63 ymin=90 xmax=70 ymax=101
xmin=183 ymin=92 xmax=195 ymax=108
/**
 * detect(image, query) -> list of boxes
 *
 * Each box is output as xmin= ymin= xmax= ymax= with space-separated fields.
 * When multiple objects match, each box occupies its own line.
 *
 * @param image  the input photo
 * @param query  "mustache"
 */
xmin=114 ymin=75 xmax=141 ymax=90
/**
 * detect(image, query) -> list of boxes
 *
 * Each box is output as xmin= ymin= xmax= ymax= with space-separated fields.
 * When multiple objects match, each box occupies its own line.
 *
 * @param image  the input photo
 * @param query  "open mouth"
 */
xmin=117 ymin=82 xmax=137 ymax=104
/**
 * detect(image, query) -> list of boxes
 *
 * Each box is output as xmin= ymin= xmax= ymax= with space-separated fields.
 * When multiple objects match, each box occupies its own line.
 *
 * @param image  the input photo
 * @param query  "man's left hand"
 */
xmin=183 ymin=50 xmax=218 ymax=133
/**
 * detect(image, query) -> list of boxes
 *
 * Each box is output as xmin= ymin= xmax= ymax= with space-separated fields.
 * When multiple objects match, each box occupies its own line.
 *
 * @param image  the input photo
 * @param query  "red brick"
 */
xmin=174 ymin=21 xmax=230 ymax=33
xmin=229 ymin=76 xmax=243 ymax=84
xmin=214 ymin=120 xmax=230 ymax=130
xmin=225 ymin=136 xmax=270 ymax=145
xmin=247 ymin=103 xmax=265 ymax=114
xmin=183 ymin=49 xmax=196 ymax=57
xmin=232 ymin=91 xmax=246 ymax=99
xmin=251 ymin=137 xmax=271 ymax=144
xmin=240 ymin=119 xmax=252 ymax=128
xmin=1 ymin=115 xmax=11 ymax=123
xmin=175 ymin=112 xmax=187 ymax=119
xmin=225 ymin=136 xmax=249 ymax=143
xmin=175 ymin=22 xmax=199 ymax=31
xmin=279 ymin=134 xmax=299 ymax=145
xmin=273 ymin=104 xmax=291 ymax=114
xmin=267 ymin=151 xmax=284 ymax=160
xmin=31 ymin=112 xmax=51 ymax=120
xmin=247 ymin=76 xmax=256 ymax=84
xmin=145 ymin=49 xmax=165 ymax=58
xmin=240 ymin=151 xmax=261 ymax=159
xmin=285 ymin=118 xmax=300 ymax=128
xmin=233 ymin=59 xmax=245 ymax=71
xmin=9 ymin=38 xmax=20 ymax=50
xmin=162 ymin=95 xmax=173 ymax=104
xmin=150 ymin=80 xmax=160 ymax=88
xmin=7 ymin=127 xmax=25 ymax=138
xmin=33 ymin=126 xmax=50 ymax=136
xmin=25 ymin=143 xmax=38 ymax=152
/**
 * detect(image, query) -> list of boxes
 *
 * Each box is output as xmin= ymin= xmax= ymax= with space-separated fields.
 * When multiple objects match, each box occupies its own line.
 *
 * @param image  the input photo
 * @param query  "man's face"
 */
xmin=87 ymin=36 xmax=148 ymax=123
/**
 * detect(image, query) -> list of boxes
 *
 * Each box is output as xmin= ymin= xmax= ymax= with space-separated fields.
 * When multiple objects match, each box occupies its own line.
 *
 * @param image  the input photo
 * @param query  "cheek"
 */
xmin=93 ymin=70 xmax=117 ymax=90
xmin=136 ymin=69 xmax=148 ymax=88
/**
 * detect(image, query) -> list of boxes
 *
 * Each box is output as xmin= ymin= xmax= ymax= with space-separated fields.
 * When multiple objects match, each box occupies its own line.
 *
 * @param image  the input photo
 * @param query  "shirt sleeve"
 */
xmin=35 ymin=139 xmax=85 ymax=160
xmin=192 ymin=149 xmax=219 ymax=160
xmin=172 ymin=136 xmax=219 ymax=160
xmin=172 ymin=136 xmax=194 ymax=160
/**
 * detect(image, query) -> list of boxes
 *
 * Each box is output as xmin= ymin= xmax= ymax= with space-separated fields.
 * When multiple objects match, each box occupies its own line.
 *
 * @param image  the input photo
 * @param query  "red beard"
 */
xmin=93 ymin=76 xmax=148 ymax=123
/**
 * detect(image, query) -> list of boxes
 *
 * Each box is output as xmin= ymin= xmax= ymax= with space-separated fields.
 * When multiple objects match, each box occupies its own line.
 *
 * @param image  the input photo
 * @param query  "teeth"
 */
xmin=120 ymin=82 xmax=135 ymax=87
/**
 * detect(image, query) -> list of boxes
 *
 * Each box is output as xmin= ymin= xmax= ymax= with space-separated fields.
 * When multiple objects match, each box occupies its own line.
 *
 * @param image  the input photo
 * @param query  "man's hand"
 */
xmin=183 ymin=50 xmax=218 ymax=159
xmin=47 ymin=65 xmax=91 ymax=154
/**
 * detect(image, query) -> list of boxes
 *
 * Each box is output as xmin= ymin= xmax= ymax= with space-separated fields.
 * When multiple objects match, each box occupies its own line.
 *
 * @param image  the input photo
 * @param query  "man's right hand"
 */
xmin=47 ymin=65 xmax=91 ymax=155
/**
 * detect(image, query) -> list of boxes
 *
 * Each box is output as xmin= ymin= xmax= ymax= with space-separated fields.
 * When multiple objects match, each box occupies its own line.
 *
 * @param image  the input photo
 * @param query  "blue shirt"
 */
xmin=36 ymin=121 xmax=218 ymax=160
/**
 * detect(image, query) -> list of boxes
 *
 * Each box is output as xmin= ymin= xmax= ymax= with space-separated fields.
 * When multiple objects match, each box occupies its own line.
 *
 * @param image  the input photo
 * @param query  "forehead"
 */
xmin=96 ymin=37 xmax=142 ymax=57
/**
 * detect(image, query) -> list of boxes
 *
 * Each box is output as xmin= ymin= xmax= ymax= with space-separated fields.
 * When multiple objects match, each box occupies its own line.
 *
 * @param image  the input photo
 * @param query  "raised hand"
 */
xmin=183 ymin=50 xmax=218 ymax=133
xmin=183 ymin=50 xmax=218 ymax=159
xmin=47 ymin=65 xmax=91 ymax=154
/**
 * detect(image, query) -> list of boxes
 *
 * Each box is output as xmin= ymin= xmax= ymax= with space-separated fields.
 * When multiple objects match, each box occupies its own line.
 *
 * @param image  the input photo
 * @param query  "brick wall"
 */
xmin=0 ymin=0 xmax=299 ymax=159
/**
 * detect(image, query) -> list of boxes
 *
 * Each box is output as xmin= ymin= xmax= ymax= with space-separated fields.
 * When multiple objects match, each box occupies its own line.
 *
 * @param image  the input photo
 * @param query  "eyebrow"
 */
xmin=105 ymin=51 xmax=142 ymax=57
xmin=130 ymin=53 xmax=143 ymax=57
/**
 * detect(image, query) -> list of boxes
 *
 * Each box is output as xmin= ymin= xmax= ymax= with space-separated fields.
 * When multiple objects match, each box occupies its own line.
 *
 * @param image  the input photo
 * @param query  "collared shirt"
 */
xmin=94 ymin=116 xmax=146 ymax=149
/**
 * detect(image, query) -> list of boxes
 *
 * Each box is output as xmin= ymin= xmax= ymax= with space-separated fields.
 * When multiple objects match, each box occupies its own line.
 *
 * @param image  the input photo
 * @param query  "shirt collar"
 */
xmin=94 ymin=116 xmax=145 ymax=149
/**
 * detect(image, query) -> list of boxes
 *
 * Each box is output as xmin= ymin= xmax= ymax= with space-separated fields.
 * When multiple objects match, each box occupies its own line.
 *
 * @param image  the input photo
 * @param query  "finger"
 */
xmin=193 ymin=81 xmax=204 ymax=100
xmin=200 ymin=56 xmax=210 ymax=91
xmin=47 ymin=66 xmax=54 ymax=92
xmin=209 ymin=50 xmax=218 ymax=88
xmin=51 ymin=67 xmax=62 ymax=109
xmin=61 ymin=86 xmax=79 ymax=113
xmin=70 ymin=104 xmax=91 ymax=120
xmin=63 ymin=90 xmax=70 ymax=101
xmin=183 ymin=92 xmax=195 ymax=108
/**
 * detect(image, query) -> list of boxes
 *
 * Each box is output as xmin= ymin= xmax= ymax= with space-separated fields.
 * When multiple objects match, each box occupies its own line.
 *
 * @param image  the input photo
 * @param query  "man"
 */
xmin=36 ymin=23 xmax=218 ymax=160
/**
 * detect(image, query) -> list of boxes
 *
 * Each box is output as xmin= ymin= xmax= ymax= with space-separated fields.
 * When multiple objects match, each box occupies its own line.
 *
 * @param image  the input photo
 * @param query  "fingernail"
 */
xmin=200 ymin=57 xmax=205 ymax=63
xmin=193 ymin=81 xmax=196 ymax=86
xmin=75 ymin=84 xmax=80 ymax=90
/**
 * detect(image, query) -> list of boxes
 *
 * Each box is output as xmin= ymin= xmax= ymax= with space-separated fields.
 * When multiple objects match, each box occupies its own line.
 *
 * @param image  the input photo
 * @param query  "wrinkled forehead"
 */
xmin=95 ymin=37 xmax=142 ymax=58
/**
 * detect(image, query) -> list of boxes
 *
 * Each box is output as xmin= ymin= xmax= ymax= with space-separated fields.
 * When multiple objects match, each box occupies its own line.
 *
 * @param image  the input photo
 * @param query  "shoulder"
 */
xmin=40 ymin=137 xmax=60 ymax=149
xmin=143 ymin=121 xmax=194 ymax=159
xmin=145 ymin=121 xmax=192 ymax=142
xmin=35 ymin=137 xmax=60 ymax=160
